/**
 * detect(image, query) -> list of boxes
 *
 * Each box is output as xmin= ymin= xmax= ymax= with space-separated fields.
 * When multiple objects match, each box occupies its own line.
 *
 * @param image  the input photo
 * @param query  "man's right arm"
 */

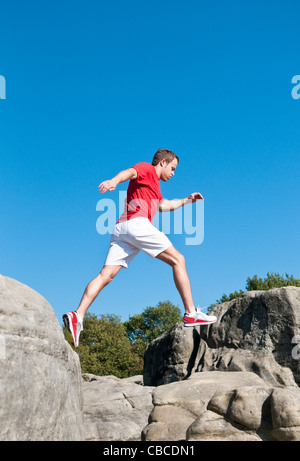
xmin=98 ymin=167 xmax=137 ymax=193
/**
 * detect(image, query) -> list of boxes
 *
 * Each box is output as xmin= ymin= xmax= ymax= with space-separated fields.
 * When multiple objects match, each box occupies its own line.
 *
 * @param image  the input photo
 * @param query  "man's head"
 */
xmin=152 ymin=148 xmax=179 ymax=167
xmin=152 ymin=148 xmax=179 ymax=182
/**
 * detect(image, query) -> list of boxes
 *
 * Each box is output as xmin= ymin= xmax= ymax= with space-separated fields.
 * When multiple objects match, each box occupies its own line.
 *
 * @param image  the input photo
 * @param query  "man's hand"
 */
xmin=98 ymin=179 xmax=117 ymax=194
xmin=188 ymin=192 xmax=204 ymax=202
xmin=159 ymin=192 xmax=204 ymax=212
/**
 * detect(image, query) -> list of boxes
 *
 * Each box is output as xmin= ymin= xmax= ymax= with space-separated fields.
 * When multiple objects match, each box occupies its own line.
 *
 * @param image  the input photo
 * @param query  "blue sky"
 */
xmin=1 ymin=1 xmax=299 ymax=324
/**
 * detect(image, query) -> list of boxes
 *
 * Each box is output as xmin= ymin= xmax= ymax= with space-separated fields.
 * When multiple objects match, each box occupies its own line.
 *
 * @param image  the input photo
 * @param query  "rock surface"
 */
xmin=144 ymin=287 xmax=300 ymax=387
xmin=82 ymin=374 xmax=154 ymax=441
xmin=142 ymin=371 xmax=300 ymax=441
xmin=0 ymin=275 xmax=84 ymax=441
xmin=142 ymin=287 xmax=300 ymax=441
xmin=142 ymin=371 xmax=267 ymax=441
xmin=2 ymin=275 xmax=300 ymax=442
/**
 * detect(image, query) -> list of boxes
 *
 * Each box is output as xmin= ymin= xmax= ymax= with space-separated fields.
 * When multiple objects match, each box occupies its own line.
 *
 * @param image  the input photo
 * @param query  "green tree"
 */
xmin=124 ymin=300 xmax=182 ymax=359
xmin=215 ymin=289 xmax=244 ymax=304
xmin=246 ymin=272 xmax=300 ymax=291
xmin=76 ymin=313 xmax=143 ymax=378
xmin=209 ymin=272 xmax=300 ymax=309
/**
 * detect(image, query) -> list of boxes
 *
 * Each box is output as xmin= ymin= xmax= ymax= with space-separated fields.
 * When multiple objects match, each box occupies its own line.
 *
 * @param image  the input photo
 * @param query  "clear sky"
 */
xmin=1 ymin=1 xmax=299 ymax=324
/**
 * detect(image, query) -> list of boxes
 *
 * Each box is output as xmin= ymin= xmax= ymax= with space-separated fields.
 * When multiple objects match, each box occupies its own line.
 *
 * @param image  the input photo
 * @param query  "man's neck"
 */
xmin=154 ymin=164 xmax=161 ymax=180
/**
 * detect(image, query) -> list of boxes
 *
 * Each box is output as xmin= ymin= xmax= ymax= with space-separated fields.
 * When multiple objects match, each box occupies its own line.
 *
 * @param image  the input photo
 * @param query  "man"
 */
xmin=63 ymin=149 xmax=217 ymax=347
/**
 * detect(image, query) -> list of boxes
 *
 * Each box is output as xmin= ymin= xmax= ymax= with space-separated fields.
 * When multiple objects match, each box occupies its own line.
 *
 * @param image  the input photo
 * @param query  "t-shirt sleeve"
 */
xmin=131 ymin=163 xmax=144 ymax=180
xmin=130 ymin=162 xmax=152 ymax=181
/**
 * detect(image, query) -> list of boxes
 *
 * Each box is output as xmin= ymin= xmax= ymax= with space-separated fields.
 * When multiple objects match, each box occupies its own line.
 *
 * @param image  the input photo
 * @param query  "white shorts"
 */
xmin=104 ymin=217 xmax=172 ymax=268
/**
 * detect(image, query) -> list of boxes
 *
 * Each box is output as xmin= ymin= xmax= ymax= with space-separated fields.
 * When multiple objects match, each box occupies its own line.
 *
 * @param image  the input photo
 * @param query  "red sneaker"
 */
xmin=183 ymin=307 xmax=217 ymax=327
xmin=63 ymin=311 xmax=83 ymax=347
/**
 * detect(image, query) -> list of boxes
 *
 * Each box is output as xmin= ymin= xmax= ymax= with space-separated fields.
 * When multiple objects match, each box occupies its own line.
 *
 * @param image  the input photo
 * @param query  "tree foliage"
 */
xmin=124 ymin=300 xmax=182 ymax=345
xmin=75 ymin=301 xmax=182 ymax=378
xmin=245 ymin=272 xmax=300 ymax=291
xmin=76 ymin=313 xmax=143 ymax=378
xmin=212 ymin=272 xmax=300 ymax=307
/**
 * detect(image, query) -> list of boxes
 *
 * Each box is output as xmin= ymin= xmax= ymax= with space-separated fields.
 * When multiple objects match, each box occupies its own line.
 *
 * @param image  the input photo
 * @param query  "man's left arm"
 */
xmin=159 ymin=192 xmax=204 ymax=212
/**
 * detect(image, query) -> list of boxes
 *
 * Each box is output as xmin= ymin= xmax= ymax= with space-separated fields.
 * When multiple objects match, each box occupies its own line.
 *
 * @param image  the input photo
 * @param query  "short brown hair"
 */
xmin=152 ymin=148 xmax=179 ymax=166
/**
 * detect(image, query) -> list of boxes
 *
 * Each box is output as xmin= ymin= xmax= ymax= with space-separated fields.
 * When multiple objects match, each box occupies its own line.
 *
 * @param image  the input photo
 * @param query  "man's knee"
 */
xmin=166 ymin=250 xmax=186 ymax=268
xmin=101 ymin=265 xmax=121 ymax=284
xmin=173 ymin=252 xmax=186 ymax=267
xmin=157 ymin=247 xmax=186 ymax=268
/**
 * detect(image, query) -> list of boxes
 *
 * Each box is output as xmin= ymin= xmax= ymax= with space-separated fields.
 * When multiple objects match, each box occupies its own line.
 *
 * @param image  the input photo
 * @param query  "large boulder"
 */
xmin=143 ymin=322 xmax=201 ymax=386
xmin=144 ymin=287 xmax=300 ymax=387
xmin=82 ymin=374 xmax=154 ymax=441
xmin=186 ymin=384 xmax=300 ymax=441
xmin=0 ymin=275 xmax=84 ymax=440
xmin=142 ymin=371 xmax=300 ymax=441
xmin=142 ymin=371 xmax=267 ymax=441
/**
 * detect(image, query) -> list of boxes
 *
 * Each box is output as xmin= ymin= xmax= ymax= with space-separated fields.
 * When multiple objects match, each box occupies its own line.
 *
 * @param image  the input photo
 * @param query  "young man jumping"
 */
xmin=63 ymin=149 xmax=217 ymax=347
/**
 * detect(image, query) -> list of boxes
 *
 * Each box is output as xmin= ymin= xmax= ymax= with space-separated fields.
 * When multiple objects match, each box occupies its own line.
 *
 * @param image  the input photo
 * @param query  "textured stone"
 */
xmin=186 ymin=410 xmax=262 ymax=441
xmin=142 ymin=371 xmax=267 ymax=441
xmin=270 ymin=387 xmax=300 ymax=435
xmin=142 ymin=370 xmax=300 ymax=441
xmin=143 ymin=322 xmax=201 ymax=386
xmin=144 ymin=288 xmax=300 ymax=387
xmin=82 ymin=374 xmax=154 ymax=441
xmin=0 ymin=275 xmax=84 ymax=441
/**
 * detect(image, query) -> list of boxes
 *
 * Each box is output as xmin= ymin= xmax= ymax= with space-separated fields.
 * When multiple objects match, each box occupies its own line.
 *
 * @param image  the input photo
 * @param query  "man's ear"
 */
xmin=160 ymin=159 xmax=167 ymax=167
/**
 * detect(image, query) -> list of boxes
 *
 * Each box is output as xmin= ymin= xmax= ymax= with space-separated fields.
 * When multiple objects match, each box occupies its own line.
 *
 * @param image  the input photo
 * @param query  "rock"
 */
xmin=186 ymin=410 xmax=262 ymax=441
xmin=143 ymin=322 xmax=201 ymax=386
xmin=187 ymin=385 xmax=300 ymax=441
xmin=209 ymin=386 xmax=271 ymax=431
xmin=270 ymin=388 xmax=300 ymax=440
xmin=201 ymin=287 xmax=300 ymax=386
xmin=142 ymin=371 xmax=267 ymax=441
xmin=143 ymin=288 xmax=300 ymax=441
xmin=189 ymin=386 xmax=274 ymax=441
xmin=82 ymin=374 xmax=154 ymax=441
xmin=144 ymin=288 xmax=300 ymax=387
xmin=142 ymin=371 xmax=300 ymax=441
xmin=3 ymin=276 xmax=300 ymax=442
xmin=0 ymin=275 xmax=84 ymax=441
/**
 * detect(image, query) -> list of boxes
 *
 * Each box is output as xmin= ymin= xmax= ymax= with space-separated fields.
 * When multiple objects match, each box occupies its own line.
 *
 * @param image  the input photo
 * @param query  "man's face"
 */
xmin=161 ymin=158 xmax=178 ymax=182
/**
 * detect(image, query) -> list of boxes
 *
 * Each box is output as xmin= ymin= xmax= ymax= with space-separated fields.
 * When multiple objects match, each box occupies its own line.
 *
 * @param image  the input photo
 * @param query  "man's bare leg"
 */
xmin=76 ymin=265 xmax=123 ymax=319
xmin=156 ymin=245 xmax=195 ymax=314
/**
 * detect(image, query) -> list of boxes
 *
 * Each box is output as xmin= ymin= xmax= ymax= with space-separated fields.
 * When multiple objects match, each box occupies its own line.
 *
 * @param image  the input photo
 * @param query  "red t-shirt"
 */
xmin=118 ymin=162 xmax=163 ymax=223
